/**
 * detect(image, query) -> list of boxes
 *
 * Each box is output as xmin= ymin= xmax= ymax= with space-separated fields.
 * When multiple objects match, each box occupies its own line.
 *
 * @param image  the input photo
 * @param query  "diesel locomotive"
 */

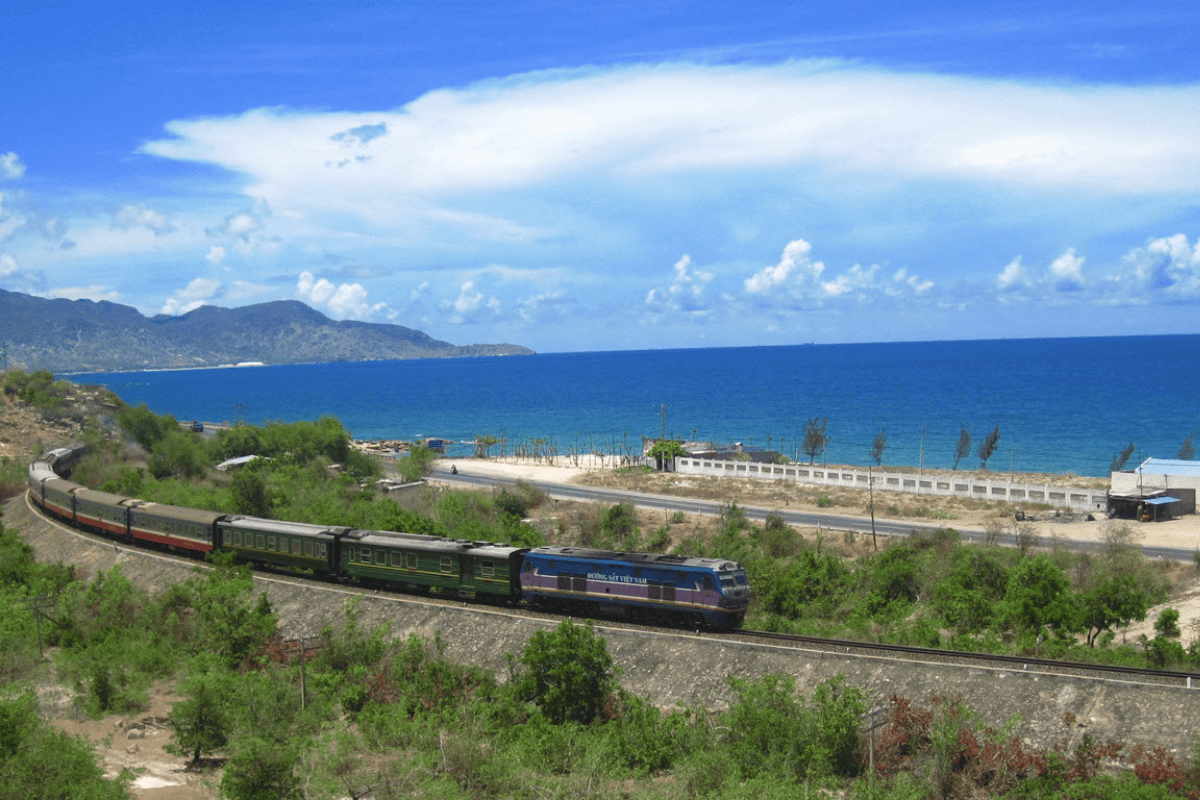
xmin=26 ymin=445 xmax=751 ymax=628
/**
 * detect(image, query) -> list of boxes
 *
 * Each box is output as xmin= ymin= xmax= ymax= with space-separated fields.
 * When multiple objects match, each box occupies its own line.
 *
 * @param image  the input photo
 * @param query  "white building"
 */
xmin=1109 ymin=458 xmax=1200 ymax=518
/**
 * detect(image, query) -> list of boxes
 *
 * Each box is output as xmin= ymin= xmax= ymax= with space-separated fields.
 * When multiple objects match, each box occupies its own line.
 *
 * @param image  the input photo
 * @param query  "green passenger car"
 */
xmin=339 ymin=530 xmax=526 ymax=601
xmin=217 ymin=517 xmax=343 ymax=575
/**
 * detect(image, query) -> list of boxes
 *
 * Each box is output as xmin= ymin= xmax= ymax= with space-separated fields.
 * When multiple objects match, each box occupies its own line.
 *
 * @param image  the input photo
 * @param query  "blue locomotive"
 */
xmin=26 ymin=445 xmax=750 ymax=628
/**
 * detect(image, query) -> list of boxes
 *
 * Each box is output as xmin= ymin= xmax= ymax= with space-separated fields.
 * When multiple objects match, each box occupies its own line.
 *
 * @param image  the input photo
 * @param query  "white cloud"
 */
xmin=1122 ymin=233 xmax=1200 ymax=300
xmin=0 ymin=252 xmax=42 ymax=293
xmin=161 ymin=277 xmax=222 ymax=315
xmin=112 ymin=203 xmax=176 ymax=235
xmin=205 ymin=245 xmax=226 ymax=265
xmin=141 ymin=62 xmax=1200 ymax=231
xmin=0 ymin=152 xmax=25 ymax=180
xmin=744 ymin=239 xmax=824 ymax=295
xmin=1049 ymin=248 xmax=1086 ymax=291
xmin=45 ymin=285 xmax=120 ymax=303
xmin=646 ymin=254 xmax=714 ymax=313
xmin=445 ymin=279 xmax=501 ymax=324
xmin=296 ymin=270 xmax=387 ymax=319
xmin=996 ymin=257 xmax=1030 ymax=291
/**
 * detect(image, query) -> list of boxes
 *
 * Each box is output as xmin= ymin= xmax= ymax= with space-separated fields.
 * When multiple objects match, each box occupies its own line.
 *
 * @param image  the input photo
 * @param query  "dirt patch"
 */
xmin=48 ymin=681 xmax=218 ymax=800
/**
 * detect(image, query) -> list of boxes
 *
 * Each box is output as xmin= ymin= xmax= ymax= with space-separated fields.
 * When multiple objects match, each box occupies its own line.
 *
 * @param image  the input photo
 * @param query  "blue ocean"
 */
xmin=69 ymin=335 xmax=1200 ymax=477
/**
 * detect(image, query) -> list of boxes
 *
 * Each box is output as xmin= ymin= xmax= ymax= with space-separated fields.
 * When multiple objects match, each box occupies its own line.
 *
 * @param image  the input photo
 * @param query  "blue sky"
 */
xmin=3 ymin=2 xmax=1199 ymax=353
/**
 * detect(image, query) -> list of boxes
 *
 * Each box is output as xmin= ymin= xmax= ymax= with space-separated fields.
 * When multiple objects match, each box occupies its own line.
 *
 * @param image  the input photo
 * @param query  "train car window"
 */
xmin=663 ymin=584 xmax=676 ymax=602
xmin=267 ymin=536 xmax=276 ymax=550
xmin=648 ymin=582 xmax=662 ymax=600
xmin=390 ymin=553 xmax=401 ymax=567
xmin=360 ymin=547 xmax=371 ymax=562
xmin=481 ymin=561 xmax=494 ymax=577
xmin=557 ymin=574 xmax=571 ymax=591
xmin=406 ymin=553 xmax=417 ymax=569
xmin=440 ymin=556 xmax=452 ymax=573
xmin=292 ymin=540 xmax=302 ymax=555
xmin=304 ymin=542 xmax=314 ymax=557
xmin=571 ymin=575 xmax=586 ymax=592
xmin=318 ymin=543 xmax=327 ymax=557
xmin=374 ymin=550 xmax=386 ymax=566
xmin=256 ymin=534 xmax=265 ymax=549
xmin=703 ymin=576 xmax=714 ymax=592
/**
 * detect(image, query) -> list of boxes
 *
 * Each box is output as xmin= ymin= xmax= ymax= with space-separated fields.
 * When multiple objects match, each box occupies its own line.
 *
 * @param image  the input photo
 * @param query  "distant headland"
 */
xmin=0 ymin=289 xmax=533 ymax=373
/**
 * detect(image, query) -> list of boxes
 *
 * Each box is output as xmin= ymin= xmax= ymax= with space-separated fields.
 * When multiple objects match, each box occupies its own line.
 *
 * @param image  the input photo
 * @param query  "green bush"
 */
xmin=514 ymin=620 xmax=616 ymax=725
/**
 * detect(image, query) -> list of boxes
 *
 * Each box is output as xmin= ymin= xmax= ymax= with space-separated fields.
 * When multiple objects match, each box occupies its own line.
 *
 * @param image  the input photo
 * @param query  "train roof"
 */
xmin=349 ymin=530 xmax=523 ymax=556
xmin=72 ymin=486 xmax=138 ymax=506
xmin=527 ymin=545 xmax=744 ymax=572
xmin=128 ymin=502 xmax=225 ymax=525
xmin=218 ymin=516 xmax=347 ymax=537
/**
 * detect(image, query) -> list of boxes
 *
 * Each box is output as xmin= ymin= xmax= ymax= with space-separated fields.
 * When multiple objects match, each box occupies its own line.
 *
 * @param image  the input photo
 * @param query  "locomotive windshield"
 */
xmin=719 ymin=571 xmax=749 ymax=588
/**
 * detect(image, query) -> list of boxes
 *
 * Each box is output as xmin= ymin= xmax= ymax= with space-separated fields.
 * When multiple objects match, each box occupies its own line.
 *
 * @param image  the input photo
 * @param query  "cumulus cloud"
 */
xmin=444 ymin=279 xmax=501 ymax=324
xmin=744 ymin=239 xmax=825 ymax=295
xmin=161 ymin=277 xmax=222 ymax=315
xmin=1122 ymin=233 xmax=1200 ymax=300
xmin=996 ymin=257 xmax=1030 ymax=291
xmin=112 ymin=203 xmax=176 ymax=235
xmin=994 ymin=248 xmax=1090 ymax=300
xmin=1049 ymin=248 xmax=1086 ymax=292
xmin=742 ymin=238 xmax=931 ymax=307
xmin=205 ymin=245 xmax=226 ymax=265
xmin=0 ymin=152 xmax=25 ymax=180
xmin=296 ymin=270 xmax=388 ymax=319
xmin=646 ymin=254 xmax=714 ymax=313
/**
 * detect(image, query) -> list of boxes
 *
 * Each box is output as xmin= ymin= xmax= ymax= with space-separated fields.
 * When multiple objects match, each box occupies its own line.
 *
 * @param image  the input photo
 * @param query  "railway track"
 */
xmin=21 ymin=491 xmax=1200 ymax=691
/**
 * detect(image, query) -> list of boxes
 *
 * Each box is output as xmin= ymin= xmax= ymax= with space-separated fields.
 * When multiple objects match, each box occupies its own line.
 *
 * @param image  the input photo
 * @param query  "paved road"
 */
xmin=428 ymin=464 xmax=1196 ymax=562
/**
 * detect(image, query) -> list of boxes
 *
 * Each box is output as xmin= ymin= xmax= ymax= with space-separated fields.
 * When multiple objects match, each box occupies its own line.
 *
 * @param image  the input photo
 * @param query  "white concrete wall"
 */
xmin=672 ymin=457 xmax=1108 ymax=513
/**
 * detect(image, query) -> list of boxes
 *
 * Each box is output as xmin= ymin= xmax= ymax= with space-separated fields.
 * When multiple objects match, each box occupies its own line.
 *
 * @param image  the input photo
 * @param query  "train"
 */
xmin=26 ymin=445 xmax=751 ymax=628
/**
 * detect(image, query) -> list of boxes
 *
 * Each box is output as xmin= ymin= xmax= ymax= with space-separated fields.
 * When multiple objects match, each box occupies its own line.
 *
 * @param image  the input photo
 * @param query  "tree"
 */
xmin=999 ymin=554 xmax=1078 ymax=636
xmin=870 ymin=427 xmax=887 ymax=465
xmin=1078 ymin=573 xmax=1150 ymax=647
xmin=1180 ymin=433 xmax=1196 ymax=461
xmin=0 ymin=691 xmax=133 ymax=799
xmin=1109 ymin=441 xmax=1136 ymax=472
xmin=396 ymin=444 xmax=437 ymax=482
xmin=515 ymin=619 xmax=616 ymax=724
xmin=953 ymin=426 xmax=971 ymax=470
xmin=1154 ymin=608 xmax=1181 ymax=639
xmin=647 ymin=439 xmax=686 ymax=470
xmin=230 ymin=469 xmax=273 ymax=517
xmin=167 ymin=658 xmax=233 ymax=768
xmin=801 ymin=417 xmax=829 ymax=464
xmin=977 ymin=425 xmax=1001 ymax=470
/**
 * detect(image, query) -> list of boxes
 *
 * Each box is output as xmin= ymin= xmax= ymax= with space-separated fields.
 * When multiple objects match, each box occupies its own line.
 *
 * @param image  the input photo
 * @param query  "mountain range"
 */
xmin=0 ymin=289 xmax=533 ymax=373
